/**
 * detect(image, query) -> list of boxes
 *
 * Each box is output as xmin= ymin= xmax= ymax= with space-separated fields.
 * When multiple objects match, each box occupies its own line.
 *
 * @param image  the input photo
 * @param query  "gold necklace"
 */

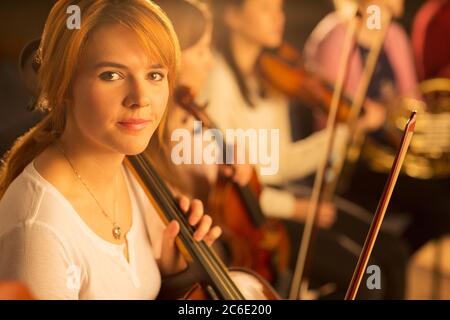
xmin=56 ymin=143 xmax=122 ymax=240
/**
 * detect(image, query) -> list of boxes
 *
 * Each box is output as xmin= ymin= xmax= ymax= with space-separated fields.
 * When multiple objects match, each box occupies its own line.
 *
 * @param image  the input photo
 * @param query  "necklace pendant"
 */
xmin=113 ymin=224 xmax=122 ymax=240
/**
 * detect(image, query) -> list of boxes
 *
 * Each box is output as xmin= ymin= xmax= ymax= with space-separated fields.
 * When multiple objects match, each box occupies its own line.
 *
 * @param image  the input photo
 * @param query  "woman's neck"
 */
xmin=229 ymin=32 xmax=262 ymax=77
xmin=58 ymin=129 xmax=124 ymax=193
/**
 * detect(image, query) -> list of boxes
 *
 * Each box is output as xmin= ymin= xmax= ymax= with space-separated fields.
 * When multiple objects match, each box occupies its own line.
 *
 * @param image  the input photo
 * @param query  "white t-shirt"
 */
xmin=0 ymin=161 xmax=166 ymax=300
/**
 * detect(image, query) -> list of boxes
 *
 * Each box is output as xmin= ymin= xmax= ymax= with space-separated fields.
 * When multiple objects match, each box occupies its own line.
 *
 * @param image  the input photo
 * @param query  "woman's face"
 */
xmin=69 ymin=24 xmax=169 ymax=155
xmin=178 ymin=27 xmax=213 ymax=95
xmin=227 ymin=0 xmax=285 ymax=48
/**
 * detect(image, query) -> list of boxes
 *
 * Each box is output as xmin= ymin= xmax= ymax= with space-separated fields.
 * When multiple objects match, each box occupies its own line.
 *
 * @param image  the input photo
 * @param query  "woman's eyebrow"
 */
xmin=93 ymin=61 xmax=165 ymax=69
xmin=94 ymin=61 xmax=127 ymax=69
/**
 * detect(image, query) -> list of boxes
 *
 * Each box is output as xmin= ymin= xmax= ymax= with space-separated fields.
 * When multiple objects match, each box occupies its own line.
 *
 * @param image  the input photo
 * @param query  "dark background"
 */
xmin=0 ymin=0 xmax=426 ymax=156
xmin=0 ymin=0 xmax=427 ymax=62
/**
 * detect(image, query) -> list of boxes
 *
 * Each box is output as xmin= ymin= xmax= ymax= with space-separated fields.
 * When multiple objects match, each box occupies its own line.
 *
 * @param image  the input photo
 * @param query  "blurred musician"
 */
xmin=199 ymin=0 xmax=408 ymax=299
xmin=305 ymin=0 xmax=450 ymax=254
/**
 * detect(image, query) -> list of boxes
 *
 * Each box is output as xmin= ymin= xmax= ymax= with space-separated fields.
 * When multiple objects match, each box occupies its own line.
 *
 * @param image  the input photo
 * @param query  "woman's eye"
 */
xmin=149 ymin=72 xmax=165 ymax=82
xmin=99 ymin=71 xmax=122 ymax=81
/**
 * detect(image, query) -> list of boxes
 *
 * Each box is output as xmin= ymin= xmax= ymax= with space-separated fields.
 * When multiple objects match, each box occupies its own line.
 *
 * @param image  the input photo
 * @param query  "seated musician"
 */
xmin=306 ymin=0 xmax=418 ymax=122
xmin=306 ymin=0 xmax=450 ymax=254
xmin=197 ymin=0 xmax=409 ymax=299
xmin=0 ymin=0 xmax=222 ymax=300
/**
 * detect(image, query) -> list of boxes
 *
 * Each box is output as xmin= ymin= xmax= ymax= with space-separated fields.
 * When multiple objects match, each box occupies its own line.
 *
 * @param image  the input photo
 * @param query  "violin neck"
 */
xmin=235 ymin=184 xmax=266 ymax=227
xmin=127 ymin=154 xmax=245 ymax=300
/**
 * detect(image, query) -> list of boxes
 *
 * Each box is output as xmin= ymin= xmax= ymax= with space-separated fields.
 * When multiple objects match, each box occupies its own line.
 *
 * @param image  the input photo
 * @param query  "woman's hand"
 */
xmin=220 ymin=163 xmax=253 ymax=186
xmin=293 ymin=198 xmax=337 ymax=229
xmin=158 ymin=196 xmax=222 ymax=277
xmin=219 ymin=142 xmax=254 ymax=187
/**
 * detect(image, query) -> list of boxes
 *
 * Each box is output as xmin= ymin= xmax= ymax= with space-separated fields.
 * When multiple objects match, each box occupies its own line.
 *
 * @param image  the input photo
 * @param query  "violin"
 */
xmin=258 ymin=42 xmax=354 ymax=122
xmin=125 ymin=154 xmax=279 ymax=300
xmin=175 ymin=86 xmax=291 ymax=287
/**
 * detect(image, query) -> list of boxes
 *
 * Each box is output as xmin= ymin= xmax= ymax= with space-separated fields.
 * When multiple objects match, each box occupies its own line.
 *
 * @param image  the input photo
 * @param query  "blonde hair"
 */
xmin=0 ymin=0 xmax=181 ymax=198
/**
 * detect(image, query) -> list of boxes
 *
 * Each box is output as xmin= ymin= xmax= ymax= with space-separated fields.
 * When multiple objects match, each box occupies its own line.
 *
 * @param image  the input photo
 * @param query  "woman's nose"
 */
xmin=124 ymin=79 xmax=151 ymax=108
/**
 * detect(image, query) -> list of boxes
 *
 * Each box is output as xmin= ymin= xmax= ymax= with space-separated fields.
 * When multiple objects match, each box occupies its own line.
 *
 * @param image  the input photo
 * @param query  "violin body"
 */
xmin=258 ymin=42 xmax=353 ymax=122
xmin=208 ymin=169 xmax=291 ymax=285
xmin=183 ymin=268 xmax=280 ymax=300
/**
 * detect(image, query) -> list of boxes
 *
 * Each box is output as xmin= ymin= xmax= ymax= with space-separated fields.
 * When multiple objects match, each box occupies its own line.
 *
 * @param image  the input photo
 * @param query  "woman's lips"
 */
xmin=117 ymin=118 xmax=153 ymax=131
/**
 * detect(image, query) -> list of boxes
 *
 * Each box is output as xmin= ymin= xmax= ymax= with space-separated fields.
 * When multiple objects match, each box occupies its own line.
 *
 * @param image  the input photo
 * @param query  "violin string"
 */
xmin=136 ymin=155 xmax=241 ymax=300
xmin=166 ymin=93 xmax=247 ymax=299
xmin=131 ymin=155 xmax=231 ymax=297
xmin=133 ymin=155 xmax=244 ymax=299
xmin=139 ymin=155 xmax=244 ymax=300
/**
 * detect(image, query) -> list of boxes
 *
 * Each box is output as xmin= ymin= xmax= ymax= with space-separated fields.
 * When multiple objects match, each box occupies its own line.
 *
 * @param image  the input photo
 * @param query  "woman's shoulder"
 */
xmin=0 ymin=154 xmax=77 ymax=238
xmin=209 ymin=52 xmax=231 ymax=75
xmin=203 ymin=52 xmax=239 ymax=93
xmin=33 ymin=145 xmax=75 ymax=194
xmin=199 ymin=52 xmax=246 ymax=113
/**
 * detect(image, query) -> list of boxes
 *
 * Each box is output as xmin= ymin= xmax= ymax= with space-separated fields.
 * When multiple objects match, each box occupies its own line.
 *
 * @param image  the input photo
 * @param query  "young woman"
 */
xmin=307 ymin=0 xmax=418 ymax=127
xmin=201 ymin=0 xmax=344 ymax=227
xmin=200 ymin=0 xmax=408 ymax=299
xmin=0 ymin=0 xmax=221 ymax=300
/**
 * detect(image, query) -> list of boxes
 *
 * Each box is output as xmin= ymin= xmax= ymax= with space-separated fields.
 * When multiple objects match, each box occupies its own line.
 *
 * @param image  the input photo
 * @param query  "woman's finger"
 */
xmin=163 ymin=220 xmax=180 ymax=244
xmin=204 ymin=226 xmax=222 ymax=246
xmin=177 ymin=195 xmax=190 ymax=213
xmin=188 ymin=199 xmax=204 ymax=226
xmin=193 ymin=214 xmax=212 ymax=241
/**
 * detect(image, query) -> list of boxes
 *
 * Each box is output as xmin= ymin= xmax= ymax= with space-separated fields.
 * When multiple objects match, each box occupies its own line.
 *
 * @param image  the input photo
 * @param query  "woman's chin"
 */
xmin=119 ymin=138 xmax=152 ymax=156
xmin=115 ymin=127 xmax=157 ymax=156
xmin=125 ymin=144 xmax=150 ymax=156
